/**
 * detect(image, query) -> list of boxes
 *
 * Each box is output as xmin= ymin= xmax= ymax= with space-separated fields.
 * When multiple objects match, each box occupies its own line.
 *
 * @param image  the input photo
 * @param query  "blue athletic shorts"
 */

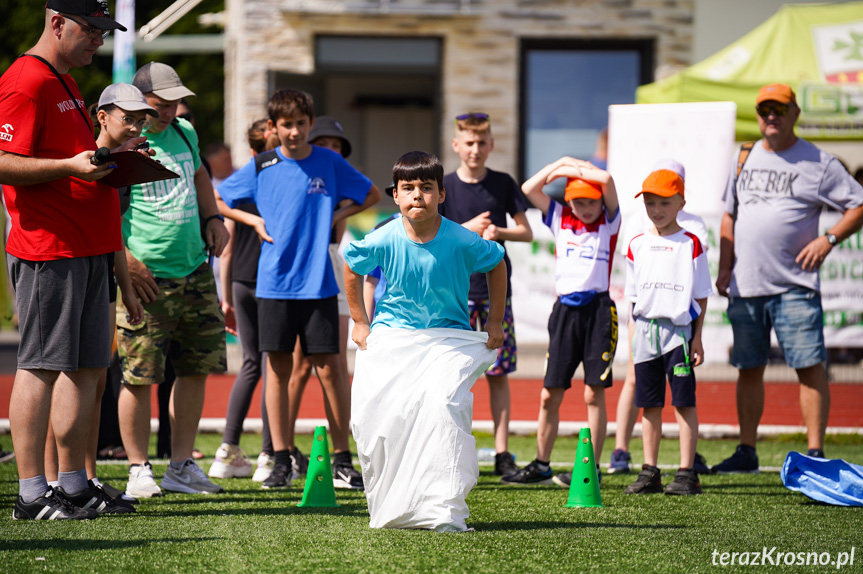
xmin=727 ymin=287 xmax=826 ymax=370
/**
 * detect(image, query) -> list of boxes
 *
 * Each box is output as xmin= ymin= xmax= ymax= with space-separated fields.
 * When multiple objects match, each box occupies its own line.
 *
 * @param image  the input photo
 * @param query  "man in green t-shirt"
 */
xmin=117 ymin=62 xmax=230 ymax=499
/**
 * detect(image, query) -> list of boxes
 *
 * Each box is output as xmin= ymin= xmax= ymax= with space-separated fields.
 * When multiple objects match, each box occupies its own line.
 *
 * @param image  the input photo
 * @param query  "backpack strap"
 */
xmin=731 ymin=142 xmax=756 ymax=220
xmin=736 ymin=142 xmax=755 ymax=178
xmin=170 ymin=119 xmax=195 ymax=156
xmin=254 ymin=149 xmax=281 ymax=174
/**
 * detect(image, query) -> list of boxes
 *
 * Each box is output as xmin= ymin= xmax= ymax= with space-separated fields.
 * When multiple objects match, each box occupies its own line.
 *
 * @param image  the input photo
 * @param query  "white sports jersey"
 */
xmin=625 ymin=229 xmax=712 ymax=326
xmin=619 ymin=208 xmax=708 ymax=257
xmin=545 ymin=202 xmax=621 ymax=305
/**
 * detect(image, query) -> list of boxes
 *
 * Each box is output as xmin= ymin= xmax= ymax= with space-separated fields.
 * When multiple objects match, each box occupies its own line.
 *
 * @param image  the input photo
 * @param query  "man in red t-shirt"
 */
xmin=0 ymin=1 xmax=134 ymax=521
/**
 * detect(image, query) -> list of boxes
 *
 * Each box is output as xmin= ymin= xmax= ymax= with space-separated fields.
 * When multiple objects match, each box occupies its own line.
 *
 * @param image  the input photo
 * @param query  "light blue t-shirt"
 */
xmin=218 ymin=146 xmax=372 ymax=299
xmin=344 ymin=216 xmax=505 ymax=331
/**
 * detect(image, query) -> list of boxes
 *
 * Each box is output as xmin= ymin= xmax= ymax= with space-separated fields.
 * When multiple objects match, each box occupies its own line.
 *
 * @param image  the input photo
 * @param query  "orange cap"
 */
xmin=635 ymin=169 xmax=685 ymax=200
xmin=564 ymin=178 xmax=602 ymax=201
xmin=756 ymin=83 xmax=797 ymax=106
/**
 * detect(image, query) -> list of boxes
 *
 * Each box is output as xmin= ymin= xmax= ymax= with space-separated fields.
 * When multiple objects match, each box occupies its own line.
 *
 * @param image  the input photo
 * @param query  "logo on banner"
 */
xmin=812 ymin=20 xmax=863 ymax=83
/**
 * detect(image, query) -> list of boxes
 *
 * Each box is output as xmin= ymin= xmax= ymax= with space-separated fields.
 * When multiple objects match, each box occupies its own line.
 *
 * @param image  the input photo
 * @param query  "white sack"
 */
xmin=351 ymin=326 xmax=497 ymax=532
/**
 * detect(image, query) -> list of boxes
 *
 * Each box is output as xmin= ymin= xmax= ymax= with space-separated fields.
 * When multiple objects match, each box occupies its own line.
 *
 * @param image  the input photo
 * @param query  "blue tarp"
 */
xmin=781 ymin=452 xmax=863 ymax=507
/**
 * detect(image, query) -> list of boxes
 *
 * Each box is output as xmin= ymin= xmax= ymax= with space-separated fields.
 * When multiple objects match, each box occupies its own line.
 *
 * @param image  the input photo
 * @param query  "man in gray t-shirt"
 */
xmin=714 ymin=84 xmax=863 ymax=473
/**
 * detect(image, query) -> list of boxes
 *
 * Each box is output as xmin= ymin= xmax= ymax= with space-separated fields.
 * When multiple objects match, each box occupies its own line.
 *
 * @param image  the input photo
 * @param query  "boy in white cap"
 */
xmin=624 ymin=162 xmax=712 ymax=496
xmin=609 ymin=159 xmax=711 ymax=476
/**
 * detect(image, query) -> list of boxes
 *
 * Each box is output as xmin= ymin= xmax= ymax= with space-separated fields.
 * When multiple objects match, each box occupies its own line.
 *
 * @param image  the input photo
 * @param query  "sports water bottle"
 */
xmin=476 ymin=448 xmax=496 ymax=462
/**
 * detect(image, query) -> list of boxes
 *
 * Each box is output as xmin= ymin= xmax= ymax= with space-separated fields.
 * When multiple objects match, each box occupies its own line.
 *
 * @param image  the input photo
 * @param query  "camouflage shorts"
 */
xmin=116 ymin=263 xmax=226 ymax=385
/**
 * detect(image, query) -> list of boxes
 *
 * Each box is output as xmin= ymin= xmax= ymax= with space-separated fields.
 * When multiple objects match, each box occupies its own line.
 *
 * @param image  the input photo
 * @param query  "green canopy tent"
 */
xmin=636 ymin=2 xmax=863 ymax=140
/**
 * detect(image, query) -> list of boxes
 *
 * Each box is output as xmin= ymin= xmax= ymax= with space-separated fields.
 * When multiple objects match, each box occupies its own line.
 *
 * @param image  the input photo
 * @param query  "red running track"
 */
xmin=2 ymin=374 xmax=861 ymax=427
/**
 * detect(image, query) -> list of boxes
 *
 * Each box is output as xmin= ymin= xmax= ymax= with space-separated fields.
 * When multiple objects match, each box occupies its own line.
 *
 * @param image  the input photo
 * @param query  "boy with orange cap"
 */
xmin=503 ymin=157 xmax=620 ymax=486
xmin=623 ymin=162 xmax=712 ymax=495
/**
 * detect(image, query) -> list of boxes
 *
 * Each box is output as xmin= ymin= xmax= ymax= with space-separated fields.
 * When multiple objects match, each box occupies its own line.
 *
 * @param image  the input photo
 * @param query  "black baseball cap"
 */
xmin=46 ymin=0 xmax=127 ymax=31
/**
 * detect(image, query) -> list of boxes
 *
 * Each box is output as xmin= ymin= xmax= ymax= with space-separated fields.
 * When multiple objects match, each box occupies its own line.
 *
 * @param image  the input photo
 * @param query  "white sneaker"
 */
xmin=126 ymin=462 xmax=162 ymax=498
xmin=252 ymin=452 xmax=274 ymax=482
xmin=162 ymin=459 xmax=225 ymax=494
xmin=208 ymin=443 xmax=254 ymax=478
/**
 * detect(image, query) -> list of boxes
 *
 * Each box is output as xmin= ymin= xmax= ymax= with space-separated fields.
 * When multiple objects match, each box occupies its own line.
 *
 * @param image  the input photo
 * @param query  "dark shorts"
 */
xmin=8 ymin=254 xmax=111 ymax=371
xmin=634 ymin=341 xmax=696 ymax=408
xmin=258 ymin=296 xmax=339 ymax=355
xmin=106 ymin=252 xmax=117 ymax=304
xmin=469 ymin=297 xmax=517 ymax=376
xmin=544 ymin=293 xmax=618 ymax=390
xmin=116 ymin=263 xmax=226 ymax=385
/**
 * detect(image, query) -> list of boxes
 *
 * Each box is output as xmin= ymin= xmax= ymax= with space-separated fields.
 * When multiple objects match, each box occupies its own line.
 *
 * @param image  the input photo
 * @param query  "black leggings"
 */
xmin=222 ymin=281 xmax=271 ymax=453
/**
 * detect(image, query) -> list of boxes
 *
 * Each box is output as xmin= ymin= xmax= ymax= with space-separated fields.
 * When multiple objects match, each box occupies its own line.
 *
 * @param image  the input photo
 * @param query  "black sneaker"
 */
xmin=500 ymin=460 xmax=553 ymax=485
xmin=0 ymin=449 xmax=15 ymax=463
xmin=552 ymin=471 xmax=571 ymax=487
xmin=13 ymin=487 xmax=98 ymax=520
xmin=664 ymin=469 xmax=702 ymax=495
xmin=807 ymin=448 xmax=825 ymax=458
xmin=289 ymin=446 xmax=309 ymax=479
xmin=98 ymin=481 xmax=139 ymax=506
xmin=693 ymin=453 xmax=711 ymax=475
xmin=712 ymin=444 xmax=759 ymax=474
xmin=333 ymin=462 xmax=364 ymax=490
xmin=261 ymin=463 xmax=291 ymax=489
xmin=624 ymin=464 xmax=663 ymax=494
xmin=553 ymin=466 xmax=601 ymax=488
xmin=57 ymin=481 xmax=135 ymax=514
xmin=494 ymin=451 xmax=519 ymax=476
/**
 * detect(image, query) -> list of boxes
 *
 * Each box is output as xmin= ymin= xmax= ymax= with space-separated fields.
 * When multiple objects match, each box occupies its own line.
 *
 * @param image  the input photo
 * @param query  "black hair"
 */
xmin=392 ymin=151 xmax=444 ymax=191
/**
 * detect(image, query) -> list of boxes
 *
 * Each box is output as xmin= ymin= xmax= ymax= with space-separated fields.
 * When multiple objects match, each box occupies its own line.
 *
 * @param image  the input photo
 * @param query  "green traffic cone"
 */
xmin=298 ymin=425 xmax=339 ymax=508
xmin=564 ymin=427 xmax=604 ymax=508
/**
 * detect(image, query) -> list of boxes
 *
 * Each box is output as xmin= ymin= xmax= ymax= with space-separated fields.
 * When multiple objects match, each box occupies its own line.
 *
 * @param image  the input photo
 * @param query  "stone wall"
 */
xmin=225 ymin=0 xmax=694 ymax=173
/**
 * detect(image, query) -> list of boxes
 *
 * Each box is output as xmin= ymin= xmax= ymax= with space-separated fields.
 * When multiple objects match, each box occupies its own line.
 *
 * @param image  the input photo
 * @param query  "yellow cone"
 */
xmin=298 ymin=425 xmax=339 ymax=508
xmin=564 ymin=427 xmax=604 ymax=508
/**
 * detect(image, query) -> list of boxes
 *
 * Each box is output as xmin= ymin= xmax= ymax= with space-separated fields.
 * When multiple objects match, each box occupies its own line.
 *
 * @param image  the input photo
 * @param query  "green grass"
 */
xmin=1 ymin=433 xmax=861 ymax=573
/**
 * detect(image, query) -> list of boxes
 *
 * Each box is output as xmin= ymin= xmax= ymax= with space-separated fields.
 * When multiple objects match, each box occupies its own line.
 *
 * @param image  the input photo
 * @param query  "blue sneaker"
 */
xmin=608 ymin=449 xmax=631 ymax=474
xmin=501 ymin=460 xmax=553 ymax=485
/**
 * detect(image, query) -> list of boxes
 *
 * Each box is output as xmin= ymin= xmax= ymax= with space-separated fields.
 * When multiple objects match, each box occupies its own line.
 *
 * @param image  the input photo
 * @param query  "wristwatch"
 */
xmin=825 ymin=232 xmax=838 ymax=246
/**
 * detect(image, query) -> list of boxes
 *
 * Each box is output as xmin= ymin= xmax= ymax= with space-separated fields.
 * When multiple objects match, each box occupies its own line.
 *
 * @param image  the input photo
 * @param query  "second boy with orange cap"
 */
xmin=623 ymin=162 xmax=712 ymax=496
xmin=503 ymin=157 xmax=620 ymax=486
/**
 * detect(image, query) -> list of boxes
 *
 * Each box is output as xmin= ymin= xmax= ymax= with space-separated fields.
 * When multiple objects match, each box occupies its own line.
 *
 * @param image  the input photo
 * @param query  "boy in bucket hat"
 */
xmin=623 ymin=161 xmax=712 ymax=496
xmin=505 ymin=157 xmax=620 ymax=487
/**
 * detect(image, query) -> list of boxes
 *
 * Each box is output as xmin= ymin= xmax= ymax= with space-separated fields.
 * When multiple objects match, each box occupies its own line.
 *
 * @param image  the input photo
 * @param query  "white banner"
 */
xmin=509 ymin=102 xmax=738 ymax=363
xmin=509 ymin=101 xmax=861 ymax=362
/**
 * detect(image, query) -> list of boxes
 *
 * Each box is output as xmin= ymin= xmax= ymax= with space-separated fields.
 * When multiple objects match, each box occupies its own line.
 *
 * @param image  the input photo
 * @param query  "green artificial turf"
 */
xmin=1 ymin=433 xmax=860 ymax=573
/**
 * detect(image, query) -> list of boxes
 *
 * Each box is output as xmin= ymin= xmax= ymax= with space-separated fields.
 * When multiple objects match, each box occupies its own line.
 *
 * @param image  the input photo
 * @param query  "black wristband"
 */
xmin=203 ymin=214 xmax=224 ymax=226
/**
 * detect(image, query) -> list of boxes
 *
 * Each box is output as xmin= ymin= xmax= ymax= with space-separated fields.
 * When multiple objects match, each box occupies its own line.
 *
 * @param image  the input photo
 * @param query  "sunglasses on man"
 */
xmin=755 ymin=103 xmax=789 ymax=119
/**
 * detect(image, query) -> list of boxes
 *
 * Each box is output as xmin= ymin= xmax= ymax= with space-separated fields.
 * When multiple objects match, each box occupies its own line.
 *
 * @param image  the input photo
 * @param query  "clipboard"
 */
xmin=100 ymin=150 xmax=180 ymax=188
